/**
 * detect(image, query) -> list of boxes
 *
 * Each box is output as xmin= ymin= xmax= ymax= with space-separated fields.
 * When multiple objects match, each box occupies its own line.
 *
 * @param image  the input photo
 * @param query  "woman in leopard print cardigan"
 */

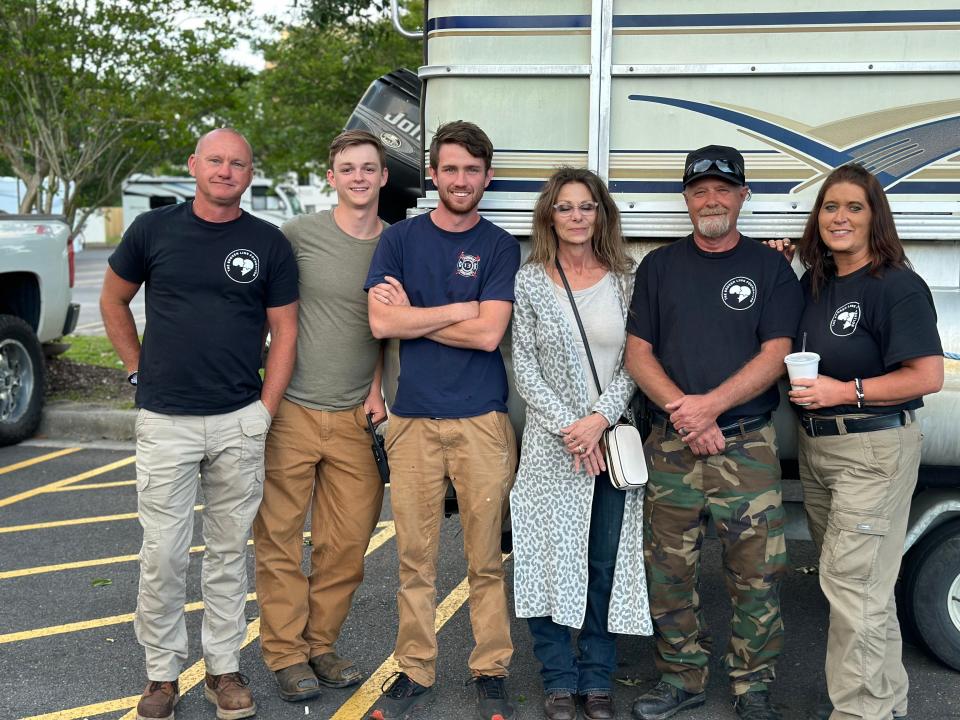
xmin=511 ymin=167 xmax=652 ymax=720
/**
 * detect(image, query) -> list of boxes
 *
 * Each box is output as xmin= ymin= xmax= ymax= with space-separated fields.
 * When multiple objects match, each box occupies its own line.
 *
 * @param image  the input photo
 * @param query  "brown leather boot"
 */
xmin=136 ymin=680 xmax=179 ymax=720
xmin=204 ymin=672 xmax=256 ymax=720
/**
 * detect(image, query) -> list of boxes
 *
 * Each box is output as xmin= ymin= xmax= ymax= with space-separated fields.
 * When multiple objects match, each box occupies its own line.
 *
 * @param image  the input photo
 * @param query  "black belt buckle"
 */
xmin=801 ymin=415 xmax=818 ymax=437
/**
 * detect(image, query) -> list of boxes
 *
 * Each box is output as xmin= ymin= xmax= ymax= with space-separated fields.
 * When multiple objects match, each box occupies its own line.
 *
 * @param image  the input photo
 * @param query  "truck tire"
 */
xmin=0 ymin=314 xmax=45 ymax=446
xmin=900 ymin=518 xmax=960 ymax=671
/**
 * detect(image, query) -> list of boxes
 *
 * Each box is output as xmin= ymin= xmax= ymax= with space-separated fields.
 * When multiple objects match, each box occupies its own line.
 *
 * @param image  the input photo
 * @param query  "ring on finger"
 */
xmin=577 ymin=444 xmax=586 ymax=454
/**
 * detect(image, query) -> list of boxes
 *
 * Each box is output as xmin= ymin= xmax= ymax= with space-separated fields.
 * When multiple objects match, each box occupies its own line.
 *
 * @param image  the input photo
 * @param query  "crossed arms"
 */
xmin=368 ymin=275 xmax=512 ymax=353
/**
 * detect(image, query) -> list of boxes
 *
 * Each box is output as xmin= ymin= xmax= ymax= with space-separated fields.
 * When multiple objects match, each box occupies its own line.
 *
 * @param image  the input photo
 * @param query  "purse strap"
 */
xmin=555 ymin=258 xmax=603 ymax=397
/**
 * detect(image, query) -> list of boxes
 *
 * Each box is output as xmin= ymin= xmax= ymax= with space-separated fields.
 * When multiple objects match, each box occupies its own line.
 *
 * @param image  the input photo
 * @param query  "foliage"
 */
xmin=0 ymin=0 xmax=253 ymax=232
xmin=237 ymin=0 xmax=423 ymax=179
xmin=62 ymin=335 xmax=123 ymax=369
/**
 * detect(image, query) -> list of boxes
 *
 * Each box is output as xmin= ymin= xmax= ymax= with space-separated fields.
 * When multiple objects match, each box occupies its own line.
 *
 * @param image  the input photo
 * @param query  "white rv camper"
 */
xmin=121 ymin=174 xmax=302 ymax=232
xmin=387 ymin=0 xmax=960 ymax=670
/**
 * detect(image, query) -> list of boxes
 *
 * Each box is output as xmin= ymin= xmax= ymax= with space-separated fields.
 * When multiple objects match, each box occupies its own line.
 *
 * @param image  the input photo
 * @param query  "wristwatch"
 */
xmin=127 ymin=371 xmax=139 ymax=386
xmin=854 ymin=377 xmax=864 ymax=408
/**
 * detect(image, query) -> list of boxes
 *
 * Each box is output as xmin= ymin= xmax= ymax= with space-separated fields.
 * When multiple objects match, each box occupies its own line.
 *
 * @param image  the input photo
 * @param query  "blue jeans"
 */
xmin=527 ymin=472 xmax=626 ymax=694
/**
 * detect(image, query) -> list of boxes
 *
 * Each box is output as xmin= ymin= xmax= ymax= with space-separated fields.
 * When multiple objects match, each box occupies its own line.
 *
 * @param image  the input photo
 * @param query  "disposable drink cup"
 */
xmin=784 ymin=352 xmax=820 ymax=405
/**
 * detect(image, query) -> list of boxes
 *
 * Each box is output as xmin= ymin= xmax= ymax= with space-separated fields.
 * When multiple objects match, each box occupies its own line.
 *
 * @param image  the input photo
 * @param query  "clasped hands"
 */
xmin=665 ymin=394 xmax=725 ymax=456
xmin=561 ymin=413 xmax=608 ymax=476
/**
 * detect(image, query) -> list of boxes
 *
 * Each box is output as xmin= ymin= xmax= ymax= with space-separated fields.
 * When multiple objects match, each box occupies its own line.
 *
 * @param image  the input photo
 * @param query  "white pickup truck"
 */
xmin=0 ymin=215 xmax=79 ymax=445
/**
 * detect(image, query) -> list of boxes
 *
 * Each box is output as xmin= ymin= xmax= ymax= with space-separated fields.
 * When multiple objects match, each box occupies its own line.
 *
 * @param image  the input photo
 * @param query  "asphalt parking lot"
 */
xmin=1 ymin=441 xmax=957 ymax=720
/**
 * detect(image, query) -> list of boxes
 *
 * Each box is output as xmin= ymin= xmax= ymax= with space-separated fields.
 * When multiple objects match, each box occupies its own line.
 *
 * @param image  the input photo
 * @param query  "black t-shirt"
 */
xmin=795 ymin=264 xmax=942 ymax=416
xmin=627 ymin=234 xmax=803 ymax=422
xmin=109 ymin=202 xmax=299 ymax=415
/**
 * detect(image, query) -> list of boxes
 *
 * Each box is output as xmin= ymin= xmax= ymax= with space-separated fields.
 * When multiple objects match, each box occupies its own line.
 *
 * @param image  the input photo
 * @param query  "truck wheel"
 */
xmin=0 ymin=314 xmax=45 ymax=446
xmin=900 ymin=519 xmax=960 ymax=671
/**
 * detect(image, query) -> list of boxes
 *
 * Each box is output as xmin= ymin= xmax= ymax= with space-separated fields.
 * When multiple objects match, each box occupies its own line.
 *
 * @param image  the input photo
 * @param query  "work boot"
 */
xmin=275 ymin=661 xmax=321 ymax=702
xmin=309 ymin=651 xmax=363 ymax=688
xmin=734 ymin=690 xmax=781 ymax=720
xmin=204 ymin=672 xmax=256 ymax=720
xmin=470 ymin=675 xmax=515 ymax=720
xmin=368 ymin=672 xmax=434 ymax=719
xmin=631 ymin=680 xmax=705 ymax=720
xmin=136 ymin=680 xmax=179 ymax=720
xmin=543 ymin=690 xmax=576 ymax=720
xmin=581 ymin=690 xmax=615 ymax=720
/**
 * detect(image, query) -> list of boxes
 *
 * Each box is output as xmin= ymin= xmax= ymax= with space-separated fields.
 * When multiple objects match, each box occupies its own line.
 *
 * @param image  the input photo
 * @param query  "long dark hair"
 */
xmin=527 ymin=167 xmax=631 ymax=273
xmin=799 ymin=163 xmax=908 ymax=298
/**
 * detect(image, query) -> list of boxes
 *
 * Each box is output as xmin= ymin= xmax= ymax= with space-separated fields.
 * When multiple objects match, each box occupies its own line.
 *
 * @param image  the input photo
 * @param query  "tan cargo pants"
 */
xmin=253 ymin=399 xmax=384 ymax=671
xmin=799 ymin=413 xmax=920 ymax=720
xmin=386 ymin=412 xmax=517 ymax=687
xmin=134 ymin=399 xmax=271 ymax=680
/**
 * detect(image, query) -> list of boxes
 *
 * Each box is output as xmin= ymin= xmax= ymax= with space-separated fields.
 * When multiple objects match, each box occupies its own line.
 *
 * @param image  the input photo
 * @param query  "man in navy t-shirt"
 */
xmin=100 ymin=128 xmax=299 ymax=720
xmin=626 ymin=146 xmax=802 ymax=720
xmin=364 ymin=121 xmax=520 ymax=720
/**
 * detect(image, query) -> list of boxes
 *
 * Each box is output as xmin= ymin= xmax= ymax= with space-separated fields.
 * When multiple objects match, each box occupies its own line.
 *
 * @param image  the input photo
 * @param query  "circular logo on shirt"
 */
xmin=721 ymin=276 xmax=757 ymax=310
xmin=224 ymin=249 xmax=260 ymax=284
xmin=830 ymin=301 xmax=861 ymax=336
xmin=457 ymin=252 xmax=480 ymax=278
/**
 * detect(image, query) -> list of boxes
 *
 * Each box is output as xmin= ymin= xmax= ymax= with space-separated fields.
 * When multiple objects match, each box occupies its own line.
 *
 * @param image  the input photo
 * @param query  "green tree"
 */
xmin=240 ymin=0 xmax=423 ymax=179
xmin=0 ymin=0 xmax=253 ymax=232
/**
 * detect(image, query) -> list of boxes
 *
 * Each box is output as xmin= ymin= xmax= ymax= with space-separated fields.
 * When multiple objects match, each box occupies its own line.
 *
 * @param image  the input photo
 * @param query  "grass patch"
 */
xmin=62 ymin=335 xmax=124 ymax=369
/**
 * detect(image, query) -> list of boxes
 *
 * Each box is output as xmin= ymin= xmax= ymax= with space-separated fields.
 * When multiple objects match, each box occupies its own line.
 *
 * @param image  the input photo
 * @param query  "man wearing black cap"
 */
xmin=625 ymin=145 xmax=803 ymax=720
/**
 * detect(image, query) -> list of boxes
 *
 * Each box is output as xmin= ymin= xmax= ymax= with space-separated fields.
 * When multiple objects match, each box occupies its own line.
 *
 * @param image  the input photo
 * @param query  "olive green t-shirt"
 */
xmin=281 ymin=209 xmax=387 ymax=411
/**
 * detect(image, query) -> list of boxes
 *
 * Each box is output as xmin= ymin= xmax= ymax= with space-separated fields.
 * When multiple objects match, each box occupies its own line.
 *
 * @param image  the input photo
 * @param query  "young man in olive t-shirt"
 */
xmin=252 ymin=131 xmax=389 ymax=702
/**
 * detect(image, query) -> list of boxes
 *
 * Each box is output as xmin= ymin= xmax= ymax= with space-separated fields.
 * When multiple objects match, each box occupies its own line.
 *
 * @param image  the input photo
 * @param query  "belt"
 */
xmin=800 ymin=411 xmax=911 ymax=437
xmin=650 ymin=408 xmax=772 ymax=439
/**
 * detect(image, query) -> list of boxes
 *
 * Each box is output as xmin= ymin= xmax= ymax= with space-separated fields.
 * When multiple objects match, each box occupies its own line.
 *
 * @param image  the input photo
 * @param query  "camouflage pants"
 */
xmin=643 ymin=421 xmax=787 ymax=695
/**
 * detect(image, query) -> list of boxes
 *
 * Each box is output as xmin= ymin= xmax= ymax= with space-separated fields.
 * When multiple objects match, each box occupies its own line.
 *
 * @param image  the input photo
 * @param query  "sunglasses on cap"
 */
xmin=685 ymin=158 xmax=743 ymax=178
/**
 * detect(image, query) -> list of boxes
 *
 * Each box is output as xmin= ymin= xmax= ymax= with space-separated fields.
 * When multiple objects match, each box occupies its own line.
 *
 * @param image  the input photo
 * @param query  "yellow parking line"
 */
xmin=0 ymin=522 xmax=394 ymax=580
xmin=0 ymin=447 xmax=82 ymax=476
xmin=0 ymin=594 xmax=258 ymax=645
xmin=24 ymin=524 xmax=398 ymax=720
xmin=0 ymin=456 xmax=135 ymax=508
xmin=330 ymin=553 xmax=511 ymax=720
xmin=50 ymin=480 xmax=136 ymax=491
xmin=0 ymin=505 xmax=204 ymax=534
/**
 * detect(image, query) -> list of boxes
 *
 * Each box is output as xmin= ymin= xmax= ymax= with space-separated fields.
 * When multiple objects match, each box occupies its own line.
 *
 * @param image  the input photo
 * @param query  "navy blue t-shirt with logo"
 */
xmin=627 ymin=234 xmax=803 ymax=422
xmin=364 ymin=212 xmax=520 ymax=418
xmin=795 ymin=264 xmax=942 ymax=416
xmin=109 ymin=202 xmax=299 ymax=415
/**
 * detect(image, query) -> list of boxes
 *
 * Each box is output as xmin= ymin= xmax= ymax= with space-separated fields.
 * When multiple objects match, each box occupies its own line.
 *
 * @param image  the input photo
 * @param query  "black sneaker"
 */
xmin=367 ymin=672 xmax=433 ymax=720
xmin=734 ymin=691 xmax=782 ymax=720
xmin=631 ymin=680 xmax=705 ymax=720
xmin=469 ymin=675 xmax=515 ymax=720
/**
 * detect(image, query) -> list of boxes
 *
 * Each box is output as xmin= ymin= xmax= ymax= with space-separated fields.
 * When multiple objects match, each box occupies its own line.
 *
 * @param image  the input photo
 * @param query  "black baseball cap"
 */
xmin=682 ymin=145 xmax=746 ymax=187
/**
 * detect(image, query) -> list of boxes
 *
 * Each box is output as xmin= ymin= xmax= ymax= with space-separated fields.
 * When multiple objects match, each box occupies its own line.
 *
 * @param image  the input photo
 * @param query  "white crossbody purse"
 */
xmin=555 ymin=261 xmax=648 ymax=490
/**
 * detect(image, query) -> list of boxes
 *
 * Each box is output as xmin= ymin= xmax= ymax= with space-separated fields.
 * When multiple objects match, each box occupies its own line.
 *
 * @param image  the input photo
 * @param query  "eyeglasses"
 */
xmin=685 ymin=158 xmax=742 ymax=178
xmin=552 ymin=201 xmax=600 ymax=216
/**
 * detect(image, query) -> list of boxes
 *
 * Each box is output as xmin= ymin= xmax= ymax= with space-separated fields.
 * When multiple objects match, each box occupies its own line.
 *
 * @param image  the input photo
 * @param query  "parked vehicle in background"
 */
xmin=0 ymin=215 xmax=79 ymax=445
xmin=121 ymin=174 xmax=302 ymax=232
xmin=377 ymin=0 xmax=960 ymax=672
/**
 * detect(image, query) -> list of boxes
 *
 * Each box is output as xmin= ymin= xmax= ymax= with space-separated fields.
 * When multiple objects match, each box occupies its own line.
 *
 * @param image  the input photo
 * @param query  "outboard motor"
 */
xmin=344 ymin=68 xmax=422 ymax=224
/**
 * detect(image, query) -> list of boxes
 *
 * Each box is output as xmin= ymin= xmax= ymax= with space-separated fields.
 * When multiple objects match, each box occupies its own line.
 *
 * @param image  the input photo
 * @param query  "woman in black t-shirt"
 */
xmin=781 ymin=164 xmax=943 ymax=720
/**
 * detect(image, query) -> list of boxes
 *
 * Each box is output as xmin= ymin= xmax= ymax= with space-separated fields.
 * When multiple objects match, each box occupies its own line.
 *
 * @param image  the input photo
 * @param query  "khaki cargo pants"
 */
xmin=386 ymin=412 xmax=517 ymax=687
xmin=799 ymin=414 xmax=921 ymax=720
xmin=253 ymin=399 xmax=385 ymax=671
xmin=134 ymin=400 xmax=271 ymax=680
